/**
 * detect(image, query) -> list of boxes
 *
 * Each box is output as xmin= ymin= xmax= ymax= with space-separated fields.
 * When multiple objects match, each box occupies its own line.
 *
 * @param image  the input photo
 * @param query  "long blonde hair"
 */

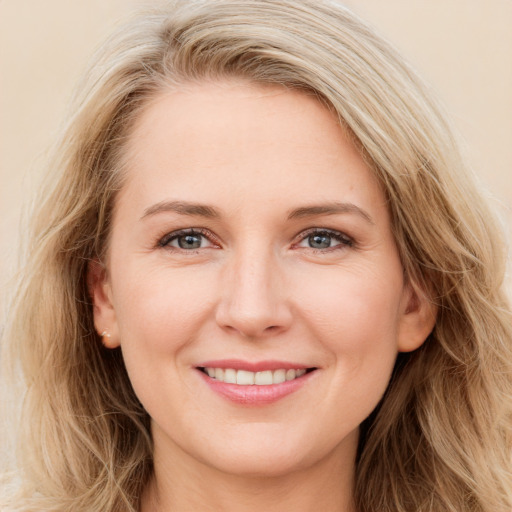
xmin=2 ymin=1 xmax=511 ymax=510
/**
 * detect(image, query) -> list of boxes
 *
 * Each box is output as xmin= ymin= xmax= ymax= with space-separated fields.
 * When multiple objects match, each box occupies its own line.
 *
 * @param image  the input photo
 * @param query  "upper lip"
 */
xmin=196 ymin=359 xmax=314 ymax=372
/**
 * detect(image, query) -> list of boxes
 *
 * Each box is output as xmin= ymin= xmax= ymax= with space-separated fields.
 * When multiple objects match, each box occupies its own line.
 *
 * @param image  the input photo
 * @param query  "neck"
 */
xmin=141 ymin=428 xmax=358 ymax=512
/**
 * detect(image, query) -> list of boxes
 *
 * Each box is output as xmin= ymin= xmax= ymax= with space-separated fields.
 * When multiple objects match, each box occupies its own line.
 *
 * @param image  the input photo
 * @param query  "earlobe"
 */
xmin=87 ymin=259 xmax=120 ymax=348
xmin=397 ymin=283 xmax=437 ymax=353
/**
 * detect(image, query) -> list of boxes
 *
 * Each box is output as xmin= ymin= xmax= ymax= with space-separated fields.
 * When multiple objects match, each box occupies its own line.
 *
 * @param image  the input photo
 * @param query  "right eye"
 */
xmin=158 ymin=228 xmax=218 ymax=251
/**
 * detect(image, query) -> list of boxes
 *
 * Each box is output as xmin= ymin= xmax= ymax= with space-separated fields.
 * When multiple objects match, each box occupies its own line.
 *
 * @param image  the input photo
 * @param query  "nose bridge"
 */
xmin=216 ymin=240 xmax=291 ymax=338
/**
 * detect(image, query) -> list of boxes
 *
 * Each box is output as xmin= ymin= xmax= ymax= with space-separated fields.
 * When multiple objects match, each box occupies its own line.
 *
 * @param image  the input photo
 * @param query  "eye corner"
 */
xmin=157 ymin=227 xmax=221 ymax=252
xmin=292 ymin=227 xmax=354 ymax=252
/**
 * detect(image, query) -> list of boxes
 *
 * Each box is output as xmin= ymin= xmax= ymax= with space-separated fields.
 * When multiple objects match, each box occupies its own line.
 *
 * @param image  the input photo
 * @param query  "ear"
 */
xmin=87 ymin=259 xmax=120 ymax=348
xmin=397 ymin=281 xmax=437 ymax=353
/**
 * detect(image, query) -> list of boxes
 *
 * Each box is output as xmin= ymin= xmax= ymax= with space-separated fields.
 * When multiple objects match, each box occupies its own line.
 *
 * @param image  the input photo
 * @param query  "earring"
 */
xmin=100 ymin=329 xmax=111 ymax=343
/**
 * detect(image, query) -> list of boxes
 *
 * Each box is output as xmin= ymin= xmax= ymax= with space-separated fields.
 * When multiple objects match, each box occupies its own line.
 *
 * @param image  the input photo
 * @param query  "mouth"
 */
xmin=197 ymin=366 xmax=316 ymax=385
xmin=195 ymin=361 xmax=318 ymax=405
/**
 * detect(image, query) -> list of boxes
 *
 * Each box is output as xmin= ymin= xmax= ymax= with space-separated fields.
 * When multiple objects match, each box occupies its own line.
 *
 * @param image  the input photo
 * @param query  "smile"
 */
xmin=200 ymin=367 xmax=308 ymax=385
xmin=196 ymin=361 xmax=318 ymax=405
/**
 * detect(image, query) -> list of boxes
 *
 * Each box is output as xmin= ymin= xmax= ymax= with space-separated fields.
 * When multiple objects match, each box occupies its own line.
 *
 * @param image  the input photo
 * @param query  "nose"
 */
xmin=215 ymin=247 xmax=293 ymax=339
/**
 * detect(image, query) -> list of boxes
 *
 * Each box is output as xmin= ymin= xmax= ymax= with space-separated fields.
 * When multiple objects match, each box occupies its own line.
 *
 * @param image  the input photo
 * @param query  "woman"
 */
xmin=1 ymin=0 xmax=511 ymax=510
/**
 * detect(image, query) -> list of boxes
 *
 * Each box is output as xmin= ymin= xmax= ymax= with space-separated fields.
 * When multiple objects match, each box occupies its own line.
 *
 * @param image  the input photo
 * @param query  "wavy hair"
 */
xmin=2 ymin=1 xmax=511 ymax=510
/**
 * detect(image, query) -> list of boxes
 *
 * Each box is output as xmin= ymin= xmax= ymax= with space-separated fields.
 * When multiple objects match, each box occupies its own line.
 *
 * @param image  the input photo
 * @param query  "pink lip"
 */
xmin=195 ymin=360 xmax=317 ymax=406
xmin=197 ymin=359 xmax=311 ymax=372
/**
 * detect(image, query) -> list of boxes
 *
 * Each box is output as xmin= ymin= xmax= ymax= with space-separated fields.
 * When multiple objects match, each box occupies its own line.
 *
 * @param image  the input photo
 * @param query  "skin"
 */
xmin=90 ymin=80 xmax=436 ymax=511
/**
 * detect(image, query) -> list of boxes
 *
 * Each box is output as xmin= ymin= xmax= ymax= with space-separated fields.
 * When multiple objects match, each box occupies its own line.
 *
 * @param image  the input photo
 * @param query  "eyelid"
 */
xmin=156 ymin=226 xmax=353 ymax=252
xmin=157 ymin=227 xmax=221 ymax=249
xmin=292 ymin=227 xmax=354 ymax=249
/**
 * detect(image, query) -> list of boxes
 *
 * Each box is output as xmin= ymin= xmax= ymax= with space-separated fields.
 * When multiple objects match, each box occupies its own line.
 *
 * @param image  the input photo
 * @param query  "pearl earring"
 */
xmin=100 ymin=330 xmax=111 ymax=343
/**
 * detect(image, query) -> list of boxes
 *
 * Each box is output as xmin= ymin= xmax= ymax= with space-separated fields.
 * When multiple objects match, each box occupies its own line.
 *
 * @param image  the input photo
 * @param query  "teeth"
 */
xmin=237 ymin=370 xmax=255 ymax=385
xmin=224 ymin=368 xmax=237 ymax=384
xmin=273 ymin=369 xmax=286 ymax=384
xmin=203 ymin=367 xmax=310 ymax=385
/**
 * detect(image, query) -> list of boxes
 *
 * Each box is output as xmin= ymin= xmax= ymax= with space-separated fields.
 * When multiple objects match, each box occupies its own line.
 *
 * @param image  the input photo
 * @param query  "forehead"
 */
xmin=118 ymin=80 xmax=385 ymax=217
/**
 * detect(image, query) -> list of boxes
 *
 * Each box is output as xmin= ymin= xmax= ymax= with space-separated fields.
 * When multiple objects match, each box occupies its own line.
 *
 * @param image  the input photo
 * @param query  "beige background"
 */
xmin=1 ymin=0 xmax=511 ymax=309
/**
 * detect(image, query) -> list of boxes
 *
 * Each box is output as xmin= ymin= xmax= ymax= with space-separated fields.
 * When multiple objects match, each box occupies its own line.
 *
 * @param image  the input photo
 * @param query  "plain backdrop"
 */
xmin=1 ymin=0 xmax=511 ymax=310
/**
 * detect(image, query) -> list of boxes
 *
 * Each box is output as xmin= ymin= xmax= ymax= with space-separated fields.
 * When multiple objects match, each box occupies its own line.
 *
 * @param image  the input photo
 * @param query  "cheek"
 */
xmin=294 ymin=263 xmax=404 ymax=400
xmin=111 ymin=262 xmax=218 ymax=354
xmin=300 ymin=269 xmax=403 ymax=418
xmin=297 ymin=263 xmax=403 ymax=339
xmin=110 ymin=265 xmax=218 ymax=416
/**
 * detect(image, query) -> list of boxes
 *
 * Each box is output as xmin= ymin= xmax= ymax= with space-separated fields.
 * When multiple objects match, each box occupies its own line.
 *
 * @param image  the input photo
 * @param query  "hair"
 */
xmin=1 ymin=0 xmax=511 ymax=510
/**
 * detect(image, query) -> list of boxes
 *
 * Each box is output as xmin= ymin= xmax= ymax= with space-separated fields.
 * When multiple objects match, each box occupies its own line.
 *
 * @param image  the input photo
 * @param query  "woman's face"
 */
xmin=91 ymin=81 xmax=434 ymax=477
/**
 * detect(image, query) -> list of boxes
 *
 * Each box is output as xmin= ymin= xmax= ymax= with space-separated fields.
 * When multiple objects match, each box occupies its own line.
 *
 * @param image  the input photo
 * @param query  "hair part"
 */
xmin=2 ymin=1 xmax=511 ymax=510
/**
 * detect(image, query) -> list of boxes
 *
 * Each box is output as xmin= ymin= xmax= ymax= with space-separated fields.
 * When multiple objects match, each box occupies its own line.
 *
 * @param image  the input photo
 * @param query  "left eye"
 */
xmin=296 ymin=230 xmax=352 ymax=250
xmin=159 ymin=229 xmax=214 ymax=250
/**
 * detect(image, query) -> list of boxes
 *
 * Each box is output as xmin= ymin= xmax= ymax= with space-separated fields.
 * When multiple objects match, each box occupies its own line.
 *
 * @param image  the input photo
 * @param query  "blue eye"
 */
xmin=159 ymin=229 xmax=215 ymax=250
xmin=308 ymin=233 xmax=333 ymax=249
xmin=174 ymin=233 xmax=205 ymax=249
xmin=297 ymin=229 xmax=352 ymax=250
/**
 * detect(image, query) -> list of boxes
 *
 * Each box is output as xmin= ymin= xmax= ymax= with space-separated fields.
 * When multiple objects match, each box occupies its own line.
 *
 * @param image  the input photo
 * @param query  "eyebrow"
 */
xmin=141 ymin=200 xmax=220 ymax=220
xmin=287 ymin=202 xmax=374 ymax=224
xmin=141 ymin=199 xmax=374 ymax=224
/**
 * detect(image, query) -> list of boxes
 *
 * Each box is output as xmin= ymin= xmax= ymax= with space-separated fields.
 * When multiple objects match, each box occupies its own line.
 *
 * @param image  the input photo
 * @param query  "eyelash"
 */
xmin=157 ymin=228 xmax=219 ymax=252
xmin=157 ymin=227 xmax=354 ymax=253
xmin=293 ymin=228 xmax=354 ymax=253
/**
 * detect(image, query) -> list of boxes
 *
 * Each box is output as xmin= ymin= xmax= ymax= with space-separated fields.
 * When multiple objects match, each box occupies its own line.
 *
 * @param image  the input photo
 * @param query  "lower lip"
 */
xmin=197 ymin=370 xmax=315 ymax=405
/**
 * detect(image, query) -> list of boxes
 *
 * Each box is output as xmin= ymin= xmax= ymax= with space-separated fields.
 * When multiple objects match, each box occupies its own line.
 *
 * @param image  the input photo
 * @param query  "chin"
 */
xmin=205 ymin=449 xmax=308 ymax=479
xmin=194 ymin=425 xmax=349 ymax=479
